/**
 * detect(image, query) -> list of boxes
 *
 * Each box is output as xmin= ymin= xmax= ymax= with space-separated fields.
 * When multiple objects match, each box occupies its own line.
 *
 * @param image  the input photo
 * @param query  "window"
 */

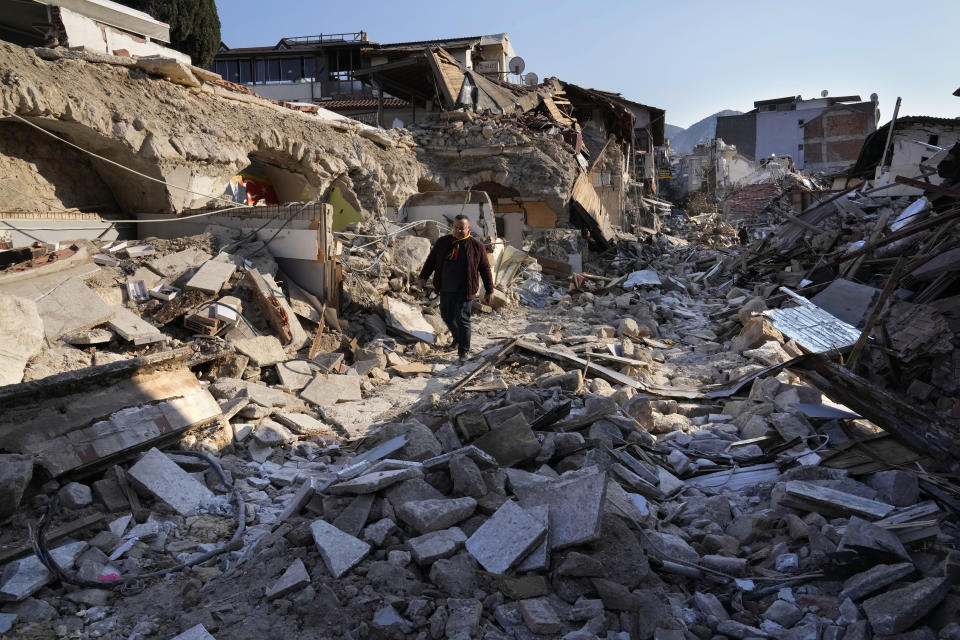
xmin=213 ymin=60 xmax=228 ymax=77
xmin=929 ymin=134 xmax=940 ymax=146
xmin=798 ymin=144 xmax=804 ymax=150
xmin=255 ymin=59 xmax=265 ymax=84
xmin=238 ymin=59 xmax=252 ymax=84
xmin=303 ymin=57 xmax=315 ymax=81
xmin=280 ymin=58 xmax=301 ymax=82
xmin=267 ymin=59 xmax=281 ymax=83
xmin=798 ymin=119 xmax=804 ymax=125
xmin=224 ymin=60 xmax=240 ymax=83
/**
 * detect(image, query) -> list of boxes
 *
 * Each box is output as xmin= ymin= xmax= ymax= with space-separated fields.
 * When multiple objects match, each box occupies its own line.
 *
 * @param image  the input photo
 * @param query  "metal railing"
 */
xmin=281 ymin=32 xmax=368 ymax=45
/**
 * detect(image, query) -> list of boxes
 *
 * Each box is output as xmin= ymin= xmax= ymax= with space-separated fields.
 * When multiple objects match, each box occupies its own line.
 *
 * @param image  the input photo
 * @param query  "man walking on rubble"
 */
xmin=416 ymin=215 xmax=494 ymax=363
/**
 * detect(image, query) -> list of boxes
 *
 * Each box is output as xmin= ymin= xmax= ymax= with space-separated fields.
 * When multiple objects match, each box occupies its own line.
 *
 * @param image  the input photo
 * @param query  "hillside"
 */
xmin=667 ymin=109 xmax=742 ymax=155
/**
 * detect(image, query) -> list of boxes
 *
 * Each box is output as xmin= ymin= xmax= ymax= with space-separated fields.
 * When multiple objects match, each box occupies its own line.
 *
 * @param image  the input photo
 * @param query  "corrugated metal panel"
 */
xmin=763 ymin=288 xmax=862 ymax=353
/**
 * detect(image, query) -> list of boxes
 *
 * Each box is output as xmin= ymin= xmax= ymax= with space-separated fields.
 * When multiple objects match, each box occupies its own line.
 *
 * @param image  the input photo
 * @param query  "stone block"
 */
xmin=310 ymin=519 xmax=370 ymax=578
xmin=169 ymin=624 xmax=216 ymax=640
xmin=329 ymin=468 xmax=421 ymax=495
xmin=449 ymin=454 xmax=487 ymax=497
xmin=332 ymin=494 xmax=375 ymax=537
xmin=732 ymin=317 xmax=783 ymax=352
xmin=127 ymin=448 xmax=214 ymax=516
xmin=514 ymin=468 xmax=606 ymax=549
xmin=515 ymin=504 xmax=550 ymax=572
xmin=396 ymin=497 xmax=477 ymax=534
xmin=445 ymin=598 xmax=482 ymax=638
xmin=59 ymin=482 xmax=93 ymax=509
xmin=266 ymin=558 xmax=310 ymax=600
xmin=0 ymin=454 xmax=33 ymax=519
xmin=185 ymin=258 xmax=235 ymax=294
xmin=517 ymin=598 xmax=562 ymax=635
xmin=275 ymin=360 xmax=317 ymax=391
xmin=866 ymin=470 xmax=920 ymax=507
xmin=841 ymin=562 xmax=915 ymax=601
xmin=232 ymin=336 xmax=286 ymax=367
xmin=862 ymin=577 xmax=949 ymax=634
xmin=465 ymin=500 xmax=547 ymax=574
xmin=407 ymin=527 xmax=467 ymax=565
xmin=473 ymin=417 xmax=540 ymax=467
xmin=0 ymin=540 xmax=87 ymax=601
xmin=252 ymin=417 xmax=296 ymax=446
xmin=300 ymin=373 xmax=362 ymax=407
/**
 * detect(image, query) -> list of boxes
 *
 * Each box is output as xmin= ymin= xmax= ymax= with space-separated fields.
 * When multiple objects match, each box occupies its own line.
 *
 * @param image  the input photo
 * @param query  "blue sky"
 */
xmin=215 ymin=0 xmax=959 ymax=130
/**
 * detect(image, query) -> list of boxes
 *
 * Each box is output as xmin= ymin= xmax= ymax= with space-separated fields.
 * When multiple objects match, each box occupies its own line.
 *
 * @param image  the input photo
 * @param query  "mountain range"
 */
xmin=666 ymin=109 xmax=743 ymax=155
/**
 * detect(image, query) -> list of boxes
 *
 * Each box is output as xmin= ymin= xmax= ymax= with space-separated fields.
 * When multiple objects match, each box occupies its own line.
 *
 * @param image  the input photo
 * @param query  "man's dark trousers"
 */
xmin=439 ymin=293 xmax=472 ymax=357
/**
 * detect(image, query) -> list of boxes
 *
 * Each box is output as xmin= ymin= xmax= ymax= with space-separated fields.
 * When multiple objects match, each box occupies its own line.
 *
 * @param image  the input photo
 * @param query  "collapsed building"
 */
xmin=1 ymin=19 xmax=960 ymax=640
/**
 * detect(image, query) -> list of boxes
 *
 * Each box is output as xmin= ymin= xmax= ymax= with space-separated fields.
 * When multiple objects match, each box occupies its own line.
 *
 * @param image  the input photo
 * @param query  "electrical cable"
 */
xmin=30 ymin=450 xmax=244 ymax=593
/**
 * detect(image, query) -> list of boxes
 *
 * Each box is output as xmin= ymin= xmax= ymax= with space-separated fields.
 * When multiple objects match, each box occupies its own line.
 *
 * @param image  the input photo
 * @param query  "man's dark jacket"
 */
xmin=419 ymin=235 xmax=494 ymax=300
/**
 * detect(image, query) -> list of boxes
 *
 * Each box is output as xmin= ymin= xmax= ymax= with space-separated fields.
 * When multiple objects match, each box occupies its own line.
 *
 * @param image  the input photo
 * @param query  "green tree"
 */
xmin=113 ymin=0 xmax=221 ymax=67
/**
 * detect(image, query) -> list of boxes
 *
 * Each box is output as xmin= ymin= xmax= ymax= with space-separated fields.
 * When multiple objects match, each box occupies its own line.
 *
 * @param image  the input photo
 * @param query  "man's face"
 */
xmin=452 ymin=219 xmax=470 ymax=239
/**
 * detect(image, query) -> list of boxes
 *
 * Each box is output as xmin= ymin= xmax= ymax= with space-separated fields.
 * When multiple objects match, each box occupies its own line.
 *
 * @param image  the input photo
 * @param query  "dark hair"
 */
xmin=454 ymin=215 xmax=469 ymax=222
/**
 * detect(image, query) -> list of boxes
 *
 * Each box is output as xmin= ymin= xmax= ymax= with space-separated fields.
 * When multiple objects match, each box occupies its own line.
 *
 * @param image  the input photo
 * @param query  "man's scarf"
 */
xmin=447 ymin=233 xmax=470 ymax=261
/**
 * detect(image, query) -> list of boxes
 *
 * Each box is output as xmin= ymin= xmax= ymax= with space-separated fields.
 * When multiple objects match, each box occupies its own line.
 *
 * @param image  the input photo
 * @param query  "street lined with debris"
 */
xmin=0 ymin=12 xmax=959 ymax=640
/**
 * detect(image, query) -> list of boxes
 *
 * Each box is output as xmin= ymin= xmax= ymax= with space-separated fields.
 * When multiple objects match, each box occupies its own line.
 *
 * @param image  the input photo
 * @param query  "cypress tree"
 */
xmin=112 ymin=0 xmax=221 ymax=67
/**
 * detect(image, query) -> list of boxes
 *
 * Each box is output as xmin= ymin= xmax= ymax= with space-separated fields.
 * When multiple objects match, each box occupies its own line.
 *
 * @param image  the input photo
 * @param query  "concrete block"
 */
xmin=445 ymin=598 xmax=482 ymax=639
xmin=149 ymin=248 xmax=210 ymax=280
xmin=108 ymin=307 xmax=164 ymax=343
xmin=422 ymin=445 xmax=498 ymax=470
xmin=273 ymin=412 xmax=329 ymax=435
xmin=862 ymin=577 xmax=949 ymax=634
xmin=232 ymin=336 xmax=286 ymax=367
xmin=0 ymin=613 xmax=16 ymax=634
xmin=185 ymin=258 xmax=235 ymax=294
xmin=329 ymin=469 xmax=422 ymax=495
xmin=127 ymin=448 xmax=214 ymax=516
xmin=266 ymin=558 xmax=310 ymax=600
xmin=841 ymin=562 xmax=915 ymax=601
xmin=407 ymin=527 xmax=466 ymax=565
xmin=514 ymin=468 xmax=607 ymax=549
xmin=515 ymin=504 xmax=550 ymax=572
xmin=0 ymin=540 xmax=87 ymax=601
xmin=866 ymin=470 xmax=920 ymax=507
xmin=300 ymin=373 xmax=362 ymax=407
xmin=252 ymin=417 xmax=296 ymax=446
xmin=466 ymin=500 xmax=547 ymax=574
xmin=361 ymin=518 xmax=397 ymax=547
xmin=310 ymin=519 xmax=370 ymax=578
xmin=275 ymin=360 xmax=316 ymax=391
xmin=396 ymin=497 xmax=477 ymax=534
xmin=169 ymin=624 xmax=216 ymax=640
xmin=35 ymin=276 xmax=114 ymax=340
xmin=517 ymin=597 xmax=562 ymax=635
xmin=332 ymin=494 xmax=374 ymax=537
xmin=59 ymin=482 xmax=93 ymax=509
xmin=0 ymin=294 xmax=43 ymax=385
xmin=0 ymin=454 xmax=33 ymax=519
xmin=473 ymin=417 xmax=540 ymax=467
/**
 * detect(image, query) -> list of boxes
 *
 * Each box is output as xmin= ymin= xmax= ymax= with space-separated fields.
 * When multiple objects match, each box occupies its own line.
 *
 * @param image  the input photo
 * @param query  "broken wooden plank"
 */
xmin=782 ymin=480 xmax=895 ymax=519
xmin=0 ymin=513 xmax=104 ymax=565
xmin=244 ymin=268 xmax=293 ymax=345
xmin=517 ymin=340 xmax=643 ymax=390
xmin=307 ymin=303 xmax=328 ymax=361
xmin=794 ymin=355 xmax=960 ymax=470
xmin=687 ymin=463 xmax=781 ymax=492
xmin=449 ymin=338 xmax=518 ymax=394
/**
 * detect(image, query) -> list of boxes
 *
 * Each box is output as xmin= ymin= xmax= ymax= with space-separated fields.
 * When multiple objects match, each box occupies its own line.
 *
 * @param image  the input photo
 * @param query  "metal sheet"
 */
xmin=763 ymin=288 xmax=862 ymax=353
xmin=792 ymin=403 xmax=861 ymax=420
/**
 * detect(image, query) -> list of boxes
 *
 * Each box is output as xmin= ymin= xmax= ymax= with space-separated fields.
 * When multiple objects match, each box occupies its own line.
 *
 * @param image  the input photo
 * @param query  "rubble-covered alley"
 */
xmin=2 ymin=12 xmax=960 ymax=640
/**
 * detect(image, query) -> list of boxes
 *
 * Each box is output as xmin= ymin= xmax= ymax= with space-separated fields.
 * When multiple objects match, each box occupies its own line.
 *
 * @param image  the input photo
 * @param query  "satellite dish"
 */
xmin=870 ymin=93 xmax=879 ymax=103
xmin=523 ymin=72 xmax=538 ymax=87
xmin=821 ymin=90 xmax=829 ymax=97
xmin=508 ymin=56 xmax=525 ymax=75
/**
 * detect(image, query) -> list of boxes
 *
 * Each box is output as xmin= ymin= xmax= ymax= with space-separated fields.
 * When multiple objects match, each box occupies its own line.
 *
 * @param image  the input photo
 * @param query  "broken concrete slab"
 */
xmin=273 ymin=412 xmax=330 ymax=435
xmin=329 ymin=468 xmax=422 ymax=495
xmin=148 ymin=247 xmax=210 ymax=280
xmin=517 ymin=597 xmax=562 ymax=635
xmin=35 ymin=276 xmax=114 ymax=340
xmin=0 ymin=454 xmax=33 ymax=519
xmin=862 ymin=577 xmax=949 ymax=635
xmin=514 ymin=468 xmax=607 ymax=549
xmin=275 ymin=360 xmax=317 ymax=391
xmin=108 ymin=307 xmax=164 ymax=344
xmin=473 ymin=418 xmax=540 ymax=467
xmin=515 ymin=504 xmax=550 ymax=572
xmin=423 ymin=445 xmax=499 ymax=470
xmin=382 ymin=296 xmax=436 ymax=343
xmin=0 ymin=294 xmax=43 ymax=385
xmin=407 ymin=527 xmax=467 ymax=565
xmin=465 ymin=500 xmax=547 ymax=574
xmin=185 ymin=258 xmax=235 ymax=295
xmin=332 ymin=494 xmax=375 ymax=537
xmin=396 ymin=497 xmax=477 ymax=534
xmin=169 ymin=624 xmax=216 ymax=640
xmin=840 ymin=562 xmax=915 ymax=601
xmin=300 ymin=373 xmax=362 ymax=407
xmin=0 ymin=540 xmax=87 ymax=601
xmin=232 ymin=336 xmax=287 ymax=367
xmin=310 ymin=519 xmax=370 ymax=578
xmin=252 ymin=417 xmax=296 ymax=446
xmin=127 ymin=448 xmax=214 ymax=516
xmin=62 ymin=328 xmax=114 ymax=345
xmin=811 ymin=279 xmax=880 ymax=328
xmin=266 ymin=558 xmax=310 ymax=600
